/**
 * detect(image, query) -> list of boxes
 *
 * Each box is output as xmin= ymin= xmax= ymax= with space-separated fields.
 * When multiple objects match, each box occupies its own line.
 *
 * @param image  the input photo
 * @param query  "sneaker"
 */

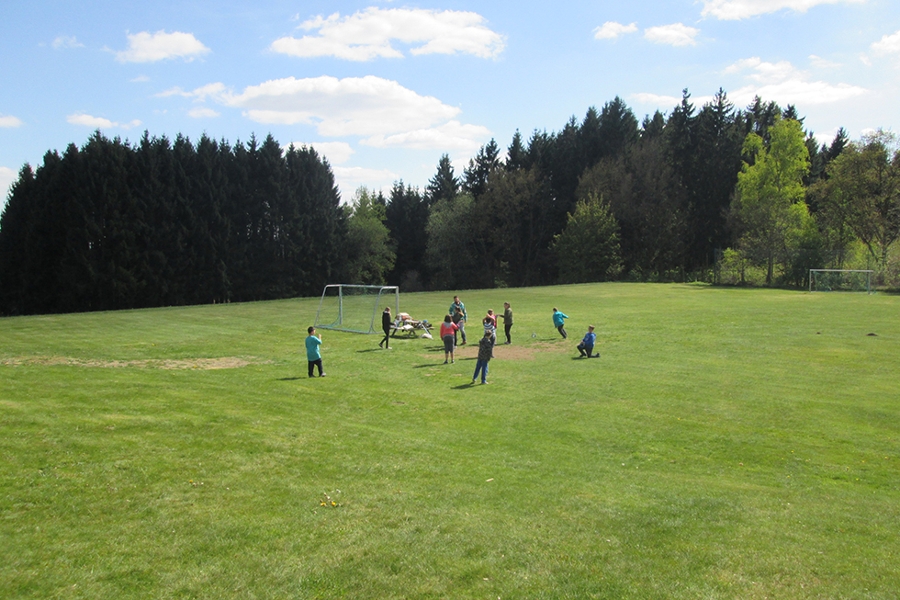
xmin=443 ymin=360 xmax=448 ymax=364
xmin=482 ymin=380 xmax=489 ymax=384
xmin=451 ymin=359 xmax=455 ymax=363
xmin=320 ymin=373 xmax=326 ymax=377
xmin=472 ymin=379 xmax=476 ymax=384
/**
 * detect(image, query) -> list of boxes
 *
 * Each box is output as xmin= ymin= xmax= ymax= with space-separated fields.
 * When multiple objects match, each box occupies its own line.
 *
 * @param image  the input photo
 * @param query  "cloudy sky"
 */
xmin=1 ymin=0 xmax=899 ymax=206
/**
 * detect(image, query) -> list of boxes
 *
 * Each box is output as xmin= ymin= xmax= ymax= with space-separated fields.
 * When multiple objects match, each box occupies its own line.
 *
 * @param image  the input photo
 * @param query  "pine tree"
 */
xmin=385 ymin=181 xmax=429 ymax=289
xmin=462 ymin=139 xmax=501 ymax=198
xmin=506 ymin=130 xmax=526 ymax=171
xmin=426 ymin=154 xmax=459 ymax=204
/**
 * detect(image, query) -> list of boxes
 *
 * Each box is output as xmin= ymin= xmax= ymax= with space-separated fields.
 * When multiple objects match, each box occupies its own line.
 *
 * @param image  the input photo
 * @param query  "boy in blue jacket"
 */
xmin=577 ymin=325 xmax=597 ymax=358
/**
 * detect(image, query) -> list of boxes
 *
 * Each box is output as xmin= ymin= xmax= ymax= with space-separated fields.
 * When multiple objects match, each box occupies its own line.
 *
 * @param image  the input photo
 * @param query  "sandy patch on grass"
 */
xmin=424 ymin=340 xmax=565 ymax=361
xmin=0 ymin=356 xmax=263 ymax=370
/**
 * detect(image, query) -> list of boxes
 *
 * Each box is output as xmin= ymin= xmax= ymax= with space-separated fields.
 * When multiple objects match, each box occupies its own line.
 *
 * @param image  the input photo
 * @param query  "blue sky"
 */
xmin=2 ymin=0 xmax=899 ymax=207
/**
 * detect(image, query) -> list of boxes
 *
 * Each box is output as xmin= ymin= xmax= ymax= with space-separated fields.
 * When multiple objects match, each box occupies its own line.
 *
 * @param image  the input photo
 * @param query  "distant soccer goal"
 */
xmin=314 ymin=285 xmax=400 ymax=334
xmin=809 ymin=269 xmax=874 ymax=294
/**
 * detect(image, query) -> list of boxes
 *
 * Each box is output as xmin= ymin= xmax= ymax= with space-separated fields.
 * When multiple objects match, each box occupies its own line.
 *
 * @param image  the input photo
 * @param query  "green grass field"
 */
xmin=2 ymin=283 xmax=898 ymax=599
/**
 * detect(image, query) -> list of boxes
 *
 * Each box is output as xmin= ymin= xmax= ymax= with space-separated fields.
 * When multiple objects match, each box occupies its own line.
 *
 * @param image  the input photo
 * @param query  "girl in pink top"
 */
xmin=439 ymin=314 xmax=459 ymax=364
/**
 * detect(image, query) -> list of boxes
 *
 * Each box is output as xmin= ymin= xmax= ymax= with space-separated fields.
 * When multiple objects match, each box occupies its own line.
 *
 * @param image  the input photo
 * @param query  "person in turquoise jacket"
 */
xmin=552 ymin=307 xmax=569 ymax=339
xmin=306 ymin=326 xmax=325 ymax=378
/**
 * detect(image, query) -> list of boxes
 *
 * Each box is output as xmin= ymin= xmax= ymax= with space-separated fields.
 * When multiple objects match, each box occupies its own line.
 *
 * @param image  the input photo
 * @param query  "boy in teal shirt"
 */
xmin=552 ymin=307 xmax=569 ymax=339
xmin=306 ymin=326 xmax=325 ymax=377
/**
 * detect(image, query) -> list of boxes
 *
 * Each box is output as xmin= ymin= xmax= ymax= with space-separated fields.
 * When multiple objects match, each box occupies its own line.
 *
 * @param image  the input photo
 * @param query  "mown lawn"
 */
xmin=1 ymin=283 xmax=898 ymax=599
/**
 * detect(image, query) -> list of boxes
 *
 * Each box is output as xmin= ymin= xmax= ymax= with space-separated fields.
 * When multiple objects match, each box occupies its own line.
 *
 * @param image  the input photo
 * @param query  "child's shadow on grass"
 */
xmin=277 ymin=377 xmax=304 ymax=381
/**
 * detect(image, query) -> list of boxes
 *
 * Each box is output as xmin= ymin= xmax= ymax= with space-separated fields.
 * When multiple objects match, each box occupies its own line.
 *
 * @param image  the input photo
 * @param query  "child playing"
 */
xmin=306 ymin=326 xmax=325 ymax=377
xmin=472 ymin=331 xmax=493 ymax=384
xmin=577 ymin=325 xmax=597 ymax=358
xmin=439 ymin=314 xmax=459 ymax=364
xmin=552 ymin=307 xmax=569 ymax=339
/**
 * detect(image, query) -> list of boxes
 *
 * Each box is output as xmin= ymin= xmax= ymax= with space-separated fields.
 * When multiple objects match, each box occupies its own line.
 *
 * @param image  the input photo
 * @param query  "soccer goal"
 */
xmin=314 ymin=284 xmax=400 ymax=334
xmin=809 ymin=269 xmax=874 ymax=293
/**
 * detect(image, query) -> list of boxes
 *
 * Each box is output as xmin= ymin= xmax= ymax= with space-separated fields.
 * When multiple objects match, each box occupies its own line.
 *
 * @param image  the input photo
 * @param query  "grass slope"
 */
xmin=1 ymin=283 xmax=898 ymax=599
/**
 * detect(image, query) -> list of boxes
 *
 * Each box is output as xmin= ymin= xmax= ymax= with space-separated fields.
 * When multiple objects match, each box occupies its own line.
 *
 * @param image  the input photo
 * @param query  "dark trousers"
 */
xmin=380 ymin=328 xmax=390 ymax=348
xmin=308 ymin=359 xmax=323 ymax=377
xmin=577 ymin=343 xmax=593 ymax=358
xmin=504 ymin=323 xmax=512 ymax=343
xmin=558 ymin=325 xmax=567 ymax=339
xmin=473 ymin=359 xmax=489 ymax=383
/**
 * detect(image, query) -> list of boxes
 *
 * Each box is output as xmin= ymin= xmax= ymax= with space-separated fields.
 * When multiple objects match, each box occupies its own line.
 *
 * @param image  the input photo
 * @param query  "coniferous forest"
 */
xmin=2 ymin=90 xmax=898 ymax=316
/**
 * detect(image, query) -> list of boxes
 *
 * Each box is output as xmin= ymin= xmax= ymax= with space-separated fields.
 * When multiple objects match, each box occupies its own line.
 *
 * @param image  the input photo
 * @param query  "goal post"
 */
xmin=314 ymin=284 xmax=400 ymax=334
xmin=809 ymin=269 xmax=874 ymax=294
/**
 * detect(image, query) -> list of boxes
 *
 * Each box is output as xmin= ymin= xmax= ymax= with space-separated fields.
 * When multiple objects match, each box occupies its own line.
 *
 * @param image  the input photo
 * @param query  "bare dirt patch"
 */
xmin=422 ymin=340 xmax=567 ymax=362
xmin=0 ymin=356 xmax=264 ymax=370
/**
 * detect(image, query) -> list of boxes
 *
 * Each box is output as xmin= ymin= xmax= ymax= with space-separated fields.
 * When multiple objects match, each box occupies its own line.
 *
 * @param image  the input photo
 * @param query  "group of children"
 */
xmin=304 ymin=296 xmax=598 ymax=380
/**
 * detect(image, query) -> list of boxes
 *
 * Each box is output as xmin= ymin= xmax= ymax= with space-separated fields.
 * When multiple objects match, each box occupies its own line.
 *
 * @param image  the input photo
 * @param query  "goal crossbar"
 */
xmin=314 ymin=284 xmax=400 ymax=334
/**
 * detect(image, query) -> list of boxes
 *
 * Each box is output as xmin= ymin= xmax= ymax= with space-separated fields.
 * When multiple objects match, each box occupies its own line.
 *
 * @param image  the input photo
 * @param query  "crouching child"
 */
xmin=577 ymin=325 xmax=597 ymax=358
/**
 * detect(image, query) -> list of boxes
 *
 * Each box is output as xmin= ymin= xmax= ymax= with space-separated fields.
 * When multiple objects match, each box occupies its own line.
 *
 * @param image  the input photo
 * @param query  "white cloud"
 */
xmin=188 ymin=107 xmax=220 ymax=118
xmin=593 ymin=22 xmax=638 ymax=40
xmin=67 ymin=113 xmax=142 ymax=129
xmin=115 ymin=30 xmax=210 ymax=63
xmin=52 ymin=35 xmax=84 ymax=50
xmin=631 ymin=92 xmax=715 ymax=109
xmin=223 ymin=75 xmax=463 ymax=137
xmin=362 ymin=120 xmax=490 ymax=153
xmin=156 ymin=82 xmax=228 ymax=101
xmin=724 ymin=57 xmax=795 ymax=82
xmin=871 ymin=29 xmax=900 ymax=56
xmin=0 ymin=114 xmax=24 ymax=128
xmin=701 ymin=0 xmax=865 ymax=20
xmin=732 ymin=79 xmax=868 ymax=105
xmin=809 ymin=54 xmax=841 ymax=69
xmin=270 ymin=7 xmax=505 ymax=61
xmin=631 ymin=92 xmax=683 ymax=106
xmin=130 ymin=75 xmax=151 ymax=83
xmin=644 ymin=23 xmax=700 ymax=47
xmin=289 ymin=142 xmax=355 ymax=164
xmin=725 ymin=57 xmax=868 ymax=105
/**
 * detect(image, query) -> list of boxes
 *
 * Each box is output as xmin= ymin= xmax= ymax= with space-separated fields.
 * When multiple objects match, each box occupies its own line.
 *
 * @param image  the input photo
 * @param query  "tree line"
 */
xmin=0 ymin=132 xmax=346 ymax=315
xmin=360 ymin=90 xmax=897 ymax=292
xmin=1 ymin=89 xmax=898 ymax=316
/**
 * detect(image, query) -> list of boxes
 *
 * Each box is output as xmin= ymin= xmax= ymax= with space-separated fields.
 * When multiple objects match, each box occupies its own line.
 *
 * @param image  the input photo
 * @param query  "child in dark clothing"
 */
xmin=472 ymin=331 xmax=493 ymax=384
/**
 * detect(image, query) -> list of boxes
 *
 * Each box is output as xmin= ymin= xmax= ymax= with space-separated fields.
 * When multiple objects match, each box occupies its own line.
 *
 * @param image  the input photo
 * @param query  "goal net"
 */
xmin=809 ymin=269 xmax=874 ymax=293
xmin=314 ymin=285 xmax=400 ymax=334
